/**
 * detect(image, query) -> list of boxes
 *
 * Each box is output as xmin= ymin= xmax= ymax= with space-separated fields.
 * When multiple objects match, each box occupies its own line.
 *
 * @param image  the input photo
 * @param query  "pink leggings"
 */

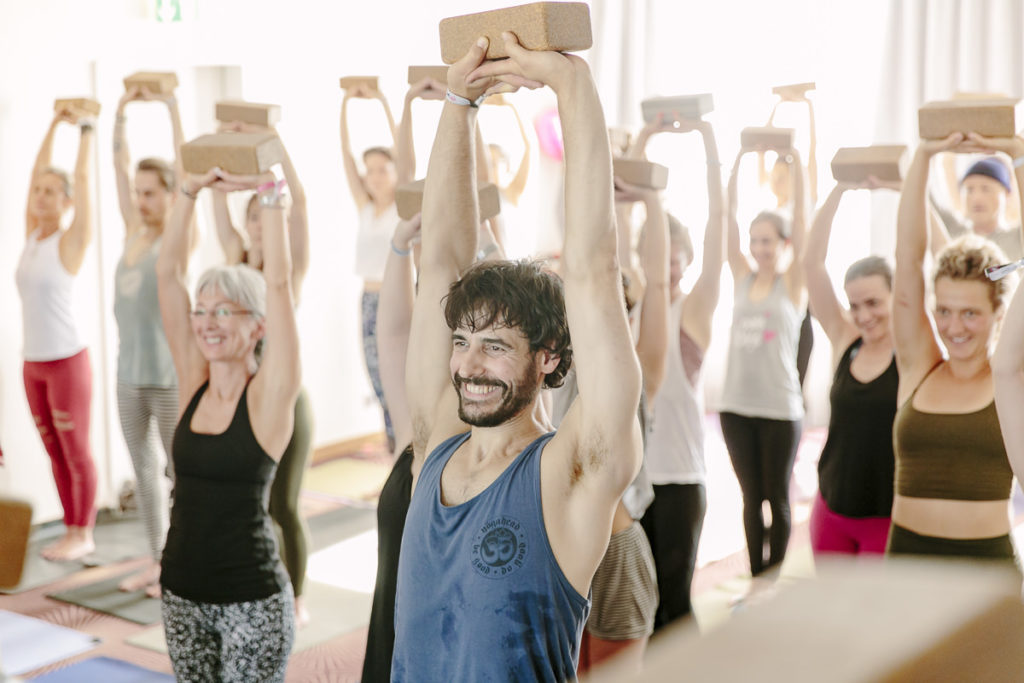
xmin=23 ymin=349 xmax=96 ymax=528
xmin=809 ymin=492 xmax=890 ymax=555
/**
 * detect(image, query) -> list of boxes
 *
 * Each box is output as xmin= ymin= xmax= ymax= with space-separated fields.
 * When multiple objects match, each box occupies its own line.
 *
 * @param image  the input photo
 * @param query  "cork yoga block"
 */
xmin=0 ymin=498 xmax=32 ymax=589
xmin=831 ymin=145 xmax=908 ymax=183
xmin=408 ymin=65 xmax=449 ymax=85
xmin=181 ymin=133 xmax=285 ymax=175
xmin=918 ymin=98 xmax=1023 ymax=139
xmin=613 ymin=158 xmax=669 ymax=190
xmin=339 ymin=76 xmax=379 ymax=94
xmin=641 ymin=94 xmax=714 ymax=123
xmin=396 ymin=179 xmax=501 ymax=220
xmin=123 ymin=71 xmax=179 ymax=94
xmin=215 ymin=101 xmax=282 ymax=127
xmin=54 ymin=98 xmax=101 ymax=117
xmin=772 ymin=81 xmax=815 ymax=99
xmin=741 ymin=126 xmax=796 ymax=151
xmin=439 ymin=2 xmax=592 ymax=64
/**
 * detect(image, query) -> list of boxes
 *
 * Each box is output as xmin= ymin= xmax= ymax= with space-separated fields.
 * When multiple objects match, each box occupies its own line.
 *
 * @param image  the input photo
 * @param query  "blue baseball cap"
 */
xmin=961 ymin=157 xmax=1012 ymax=191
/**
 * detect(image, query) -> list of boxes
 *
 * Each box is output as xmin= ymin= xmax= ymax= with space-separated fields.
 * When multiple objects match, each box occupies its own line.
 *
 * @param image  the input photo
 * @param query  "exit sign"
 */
xmin=156 ymin=0 xmax=182 ymax=22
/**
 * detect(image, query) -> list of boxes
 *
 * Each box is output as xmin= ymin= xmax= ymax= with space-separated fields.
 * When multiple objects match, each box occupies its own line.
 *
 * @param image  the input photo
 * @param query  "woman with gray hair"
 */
xmin=803 ymin=179 xmax=900 ymax=556
xmin=156 ymin=166 xmax=300 ymax=682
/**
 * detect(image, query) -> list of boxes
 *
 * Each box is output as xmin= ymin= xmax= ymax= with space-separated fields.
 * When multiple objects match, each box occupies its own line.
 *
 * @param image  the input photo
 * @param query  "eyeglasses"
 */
xmin=189 ymin=306 xmax=254 ymax=320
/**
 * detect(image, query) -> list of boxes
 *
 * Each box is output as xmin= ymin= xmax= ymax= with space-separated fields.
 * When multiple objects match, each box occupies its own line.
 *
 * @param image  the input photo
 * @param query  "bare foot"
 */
xmin=295 ymin=596 xmax=311 ymax=629
xmin=119 ymin=560 xmax=162 ymax=592
xmin=41 ymin=532 xmax=95 ymax=562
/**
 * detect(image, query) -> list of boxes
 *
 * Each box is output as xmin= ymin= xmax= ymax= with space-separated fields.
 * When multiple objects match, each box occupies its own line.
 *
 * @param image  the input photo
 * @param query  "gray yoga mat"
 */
xmin=47 ymin=573 xmax=162 ymax=625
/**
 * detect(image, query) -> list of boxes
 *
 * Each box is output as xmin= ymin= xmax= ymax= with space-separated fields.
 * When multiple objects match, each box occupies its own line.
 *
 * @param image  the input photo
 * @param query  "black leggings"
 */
xmin=269 ymin=388 xmax=313 ymax=598
xmin=719 ymin=412 xmax=801 ymax=576
xmin=640 ymin=483 xmax=706 ymax=630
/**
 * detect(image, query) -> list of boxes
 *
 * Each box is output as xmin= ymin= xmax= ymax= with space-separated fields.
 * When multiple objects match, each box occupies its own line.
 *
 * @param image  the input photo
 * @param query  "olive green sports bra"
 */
xmin=893 ymin=367 xmax=1012 ymax=501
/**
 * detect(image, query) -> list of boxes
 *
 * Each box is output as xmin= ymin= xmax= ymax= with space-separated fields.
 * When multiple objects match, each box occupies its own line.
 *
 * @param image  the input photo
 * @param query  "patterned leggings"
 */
xmin=361 ymin=290 xmax=394 ymax=449
xmin=117 ymin=382 xmax=178 ymax=559
xmin=162 ymin=587 xmax=295 ymax=682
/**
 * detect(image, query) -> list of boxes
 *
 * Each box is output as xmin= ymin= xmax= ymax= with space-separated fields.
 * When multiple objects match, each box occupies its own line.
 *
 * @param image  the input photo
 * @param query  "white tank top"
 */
xmin=354 ymin=202 xmax=399 ymax=282
xmin=16 ymin=229 xmax=85 ymax=362
xmin=647 ymin=296 xmax=707 ymax=485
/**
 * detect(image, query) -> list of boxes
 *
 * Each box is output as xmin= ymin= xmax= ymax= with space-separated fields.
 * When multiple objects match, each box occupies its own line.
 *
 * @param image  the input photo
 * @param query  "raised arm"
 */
xmin=406 ymin=42 xmax=492 ymax=457
xmin=803 ymin=183 xmax=854 ymax=349
xmin=339 ymin=92 xmax=371 ymax=208
xmin=680 ymin=120 xmax=726 ymax=351
xmin=893 ymin=134 xmax=962 ymax=395
xmin=59 ymin=118 xmax=96 ymax=275
xmin=157 ymin=171 xmax=220 ymax=407
xmin=782 ymin=148 xmax=807 ymax=306
xmin=634 ymin=189 xmax=670 ymax=401
xmin=211 ymin=188 xmax=246 ymax=265
xmin=726 ymin=148 xmax=752 ymax=281
xmin=806 ymin=99 xmax=818 ymax=206
xmin=26 ymin=111 xmax=68 ymax=236
xmin=113 ymin=88 xmax=144 ymax=233
xmin=396 ymin=78 xmax=446 ymax=186
xmin=250 ymin=174 xmax=301 ymax=460
xmin=475 ymin=33 xmax=642 ymax=490
xmin=502 ymin=103 xmax=531 ymax=205
xmin=377 ymin=214 xmax=421 ymax=457
xmin=994 ymin=249 xmax=1024 ymax=486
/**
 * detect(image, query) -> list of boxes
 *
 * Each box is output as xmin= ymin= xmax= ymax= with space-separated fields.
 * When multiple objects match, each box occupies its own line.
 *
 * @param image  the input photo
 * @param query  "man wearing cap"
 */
xmin=930 ymin=156 xmax=1023 ymax=260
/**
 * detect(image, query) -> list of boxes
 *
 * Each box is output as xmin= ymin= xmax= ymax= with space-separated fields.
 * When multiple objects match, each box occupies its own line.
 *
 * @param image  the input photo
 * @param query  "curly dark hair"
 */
xmin=443 ymin=259 xmax=572 ymax=389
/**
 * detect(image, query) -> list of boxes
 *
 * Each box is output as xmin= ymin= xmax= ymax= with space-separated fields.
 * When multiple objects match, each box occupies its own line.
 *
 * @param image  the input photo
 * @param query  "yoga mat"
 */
xmin=0 ymin=610 xmax=98 ymax=676
xmin=31 ymin=656 xmax=174 ymax=682
xmin=125 ymin=580 xmax=372 ymax=655
xmin=47 ymin=574 xmax=162 ymax=625
xmin=307 ymin=505 xmax=377 ymax=552
xmin=0 ymin=515 xmax=150 ymax=594
xmin=302 ymin=458 xmax=391 ymax=502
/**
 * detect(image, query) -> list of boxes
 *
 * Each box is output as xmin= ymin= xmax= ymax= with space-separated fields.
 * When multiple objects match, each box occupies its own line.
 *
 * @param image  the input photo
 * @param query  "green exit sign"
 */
xmin=156 ymin=0 xmax=182 ymax=22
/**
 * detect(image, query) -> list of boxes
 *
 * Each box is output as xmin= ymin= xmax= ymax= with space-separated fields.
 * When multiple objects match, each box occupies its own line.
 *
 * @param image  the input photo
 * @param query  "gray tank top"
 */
xmin=114 ymin=235 xmax=176 ymax=387
xmin=719 ymin=275 xmax=804 ymax=420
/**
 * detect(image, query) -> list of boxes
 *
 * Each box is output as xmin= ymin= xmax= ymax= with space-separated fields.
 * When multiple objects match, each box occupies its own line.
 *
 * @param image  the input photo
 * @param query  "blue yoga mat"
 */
xmin=30 ymin=656 xmax=174 ymax=682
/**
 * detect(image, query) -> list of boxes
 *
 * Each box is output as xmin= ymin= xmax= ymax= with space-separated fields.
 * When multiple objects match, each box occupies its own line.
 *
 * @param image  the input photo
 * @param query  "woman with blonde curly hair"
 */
xmin=890 ymin=131 xmax=1018 ymax=567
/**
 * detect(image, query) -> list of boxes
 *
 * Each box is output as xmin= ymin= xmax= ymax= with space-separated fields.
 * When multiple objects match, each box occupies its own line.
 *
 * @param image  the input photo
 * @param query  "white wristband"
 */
xmin=1013 ymin=156 xmax=1024 ymax=169
xmin=446 ymin=89 xmax=486 ymax=108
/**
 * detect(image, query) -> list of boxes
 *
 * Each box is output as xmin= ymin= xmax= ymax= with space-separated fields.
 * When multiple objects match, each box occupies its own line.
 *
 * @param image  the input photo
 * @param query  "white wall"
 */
xmin=0 ymin=0 xmax=901 ymax=522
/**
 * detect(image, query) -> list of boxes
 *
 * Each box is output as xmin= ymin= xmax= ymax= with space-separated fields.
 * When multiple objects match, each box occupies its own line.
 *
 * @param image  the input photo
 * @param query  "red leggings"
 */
xmin=23 ymin=349 xmax=96 ymax=528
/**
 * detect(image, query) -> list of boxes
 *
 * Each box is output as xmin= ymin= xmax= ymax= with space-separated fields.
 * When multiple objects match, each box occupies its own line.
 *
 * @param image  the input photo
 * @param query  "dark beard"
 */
xmin=454 ymin=357 xmax=541 ymax=427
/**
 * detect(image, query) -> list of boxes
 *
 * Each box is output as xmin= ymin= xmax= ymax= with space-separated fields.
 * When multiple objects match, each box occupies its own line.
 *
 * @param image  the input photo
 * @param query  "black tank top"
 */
xmin=361 ymin=444 xmax=414 ymax=683
xmin=817 ymin=339 xmax=898 ymax=518
xmin=160 ymin=380 xmax=290 ymax=603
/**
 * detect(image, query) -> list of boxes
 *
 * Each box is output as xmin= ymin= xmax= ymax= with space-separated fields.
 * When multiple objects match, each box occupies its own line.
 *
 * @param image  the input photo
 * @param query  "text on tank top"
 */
xmin=392 ymin=431 xmax=589 ymax=682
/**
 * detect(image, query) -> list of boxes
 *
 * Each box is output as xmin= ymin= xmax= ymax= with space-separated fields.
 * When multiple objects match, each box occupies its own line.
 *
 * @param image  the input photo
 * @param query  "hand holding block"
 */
xmin=54 ymin=98 xmax=101 ymax=117
xmin=123 ymin=71 xmax=179 ymax=94
xmin=439 ymin=2 xmax=592 ymax=64
xmin=918 ymin=98 xmax=1023 ymax=139
xmin=215 ymin=101 xmax=282 ymax=127
xmin=613 ymin=158 xmax=669 ymax=190
xmin=408 ymin=66 xmax=449 ymax=85
xmin=339 ymin=76 xmax=380 ymax=94
xmin=181 ymin=133 xmax=285 ymax=175
xmin=831 ymin=145 xmax=908 ymax=183
xmin=741 ymin=127 xmax=796 ymax=151
xmin=396 ymin=179 xmax=501 ymax=221
xmin=641 ymin=94 xmax=714 ymax=123
xmin=772 ymin=82 xmax=815 ymax=100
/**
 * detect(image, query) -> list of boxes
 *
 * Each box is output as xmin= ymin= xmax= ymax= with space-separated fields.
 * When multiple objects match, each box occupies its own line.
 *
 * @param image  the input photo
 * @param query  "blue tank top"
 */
xmin=392 ymin=431 xmax=590 ymax=682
